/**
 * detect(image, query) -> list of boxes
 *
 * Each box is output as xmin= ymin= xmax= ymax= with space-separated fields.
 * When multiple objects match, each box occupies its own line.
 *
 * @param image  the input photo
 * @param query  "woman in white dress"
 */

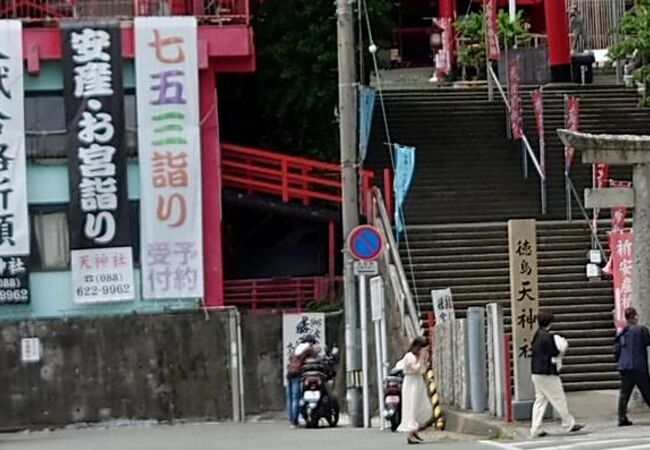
xmin=396 ymin=336 xmax=432 ymax=444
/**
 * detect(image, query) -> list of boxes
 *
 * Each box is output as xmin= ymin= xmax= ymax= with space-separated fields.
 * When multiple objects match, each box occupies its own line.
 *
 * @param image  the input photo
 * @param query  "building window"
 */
xmin=28 ymin=202 xmax=141 ymax=271
xmin=32 ymin=211 xmax=69 ymax=270
xmin=25 ymin=92 xmax=137 ymax=158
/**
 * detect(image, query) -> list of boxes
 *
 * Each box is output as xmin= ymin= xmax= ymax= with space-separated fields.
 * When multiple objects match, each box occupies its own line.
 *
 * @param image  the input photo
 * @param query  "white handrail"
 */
xmin=371 ymin=187 xmax=420 ymax=340
xmin=488 ymin=66 xmax=545 ymax=182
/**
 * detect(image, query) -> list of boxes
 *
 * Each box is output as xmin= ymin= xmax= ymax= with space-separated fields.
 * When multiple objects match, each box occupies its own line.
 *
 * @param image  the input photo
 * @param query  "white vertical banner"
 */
xmin=135 ymin=17 xmax=204 ymax=299
xmin=0 ymin=21 xmax=29 ymax=256
xmin=431 ymin=287 xmax=455 ymax=324
xmin=282 ymin=313 xmax=326 ymax=383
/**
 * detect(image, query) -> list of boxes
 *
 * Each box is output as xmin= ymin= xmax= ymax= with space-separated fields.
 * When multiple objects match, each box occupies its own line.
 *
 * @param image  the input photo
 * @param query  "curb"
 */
xmin=442 ymin=407 xmax=525 ymax=439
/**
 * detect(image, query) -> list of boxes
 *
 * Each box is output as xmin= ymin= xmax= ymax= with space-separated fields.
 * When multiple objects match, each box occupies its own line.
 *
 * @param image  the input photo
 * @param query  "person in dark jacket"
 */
xmin=530 ymin=311 xmax=584 ymax=437
xmin=615 ymin=307 xmax=650 ymax=426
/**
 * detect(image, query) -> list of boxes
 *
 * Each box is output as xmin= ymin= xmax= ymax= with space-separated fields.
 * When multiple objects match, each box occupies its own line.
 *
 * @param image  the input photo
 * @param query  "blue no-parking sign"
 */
xmin=347 ymin=225 xmax=384 ymax=262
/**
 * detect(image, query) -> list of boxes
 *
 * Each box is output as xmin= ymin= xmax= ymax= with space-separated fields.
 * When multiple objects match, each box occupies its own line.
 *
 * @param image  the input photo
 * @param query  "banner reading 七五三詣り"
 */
xmin=135 ymin=17 xmax=204 ymax=299
xmin=0 ymin=20 xmax=29 ymax=257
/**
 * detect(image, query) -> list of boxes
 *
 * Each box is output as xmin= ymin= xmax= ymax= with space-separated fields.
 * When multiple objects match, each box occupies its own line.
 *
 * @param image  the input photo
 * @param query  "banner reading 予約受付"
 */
xmin=135 ymin=17 xmax=204 ymax=299
xmin=0 ymin=21 xmax=29 ymax=257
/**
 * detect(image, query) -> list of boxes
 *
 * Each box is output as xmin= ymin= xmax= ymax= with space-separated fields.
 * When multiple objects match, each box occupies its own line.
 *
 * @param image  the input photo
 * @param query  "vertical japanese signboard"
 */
xmin=61 ymin=21 xmax=135 ymax=303
xmin=282 ymin=313 xmax=326 ymax=384
xmin=0 ymin=21 xmax=29 ymax=257
xmin=508 ymin=58 xmax=523 ymax=140
xmin=508 ymin=219 xmax=538 ymax=401
xmin=484 ymin=0 xmax=500 ymax=61
xmin=431 ymin=288 xmax=455 ymax=324
xmin=135 ymin=17 xmax=203 ymax=299
xmin=0 ymin=256 xmax=28 ymax=304
xmin=611 ymin=231 xmax=633 ymax=331
xmin=0 ymin=21 xmax=30 ymax=304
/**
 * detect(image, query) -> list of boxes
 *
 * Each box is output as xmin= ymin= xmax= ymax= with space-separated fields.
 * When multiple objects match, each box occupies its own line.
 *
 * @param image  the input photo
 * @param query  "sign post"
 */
xmin=348 ymin=225 xmax=384 ymax=428
xmin=370 ymin=276 xmax=386 ymax=429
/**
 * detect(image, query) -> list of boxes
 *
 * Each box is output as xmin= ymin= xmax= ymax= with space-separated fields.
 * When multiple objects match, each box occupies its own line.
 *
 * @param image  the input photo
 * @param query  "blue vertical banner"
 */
xmin=393 ymin=145 xmax=416 ymax=239
xmin=358 ymin=87 xmax=376 ymax=163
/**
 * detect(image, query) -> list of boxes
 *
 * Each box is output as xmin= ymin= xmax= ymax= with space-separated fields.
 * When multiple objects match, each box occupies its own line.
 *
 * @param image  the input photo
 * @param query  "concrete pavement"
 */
xmin=5 ymin=420 xmax=650 ymax=450
xmin=441 ymin=389 xmax=650 ymax=440
xmin=3 ymin=389 xmax=650 ymax=450
xmin=0 ymin=422 xmax=486 ymax=450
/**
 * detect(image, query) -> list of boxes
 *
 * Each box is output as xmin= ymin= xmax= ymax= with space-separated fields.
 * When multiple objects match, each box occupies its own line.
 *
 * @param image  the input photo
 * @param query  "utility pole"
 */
xmin=337 ymin=0 xmax=362 ymax=427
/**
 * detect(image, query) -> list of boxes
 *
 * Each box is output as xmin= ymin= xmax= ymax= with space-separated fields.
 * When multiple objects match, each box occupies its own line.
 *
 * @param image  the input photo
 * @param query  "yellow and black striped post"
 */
xmin=425 ymin=368 xmax=445 ymax=430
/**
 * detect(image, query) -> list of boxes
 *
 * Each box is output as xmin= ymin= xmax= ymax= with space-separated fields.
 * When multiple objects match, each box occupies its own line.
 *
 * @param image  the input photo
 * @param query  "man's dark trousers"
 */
xmin=618 ymin=369 xmax=650 ymax=421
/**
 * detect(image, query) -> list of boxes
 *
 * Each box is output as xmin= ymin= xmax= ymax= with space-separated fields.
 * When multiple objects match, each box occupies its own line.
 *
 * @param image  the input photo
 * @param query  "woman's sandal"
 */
xmin=406 ymin=433 xmax=420 ymax=445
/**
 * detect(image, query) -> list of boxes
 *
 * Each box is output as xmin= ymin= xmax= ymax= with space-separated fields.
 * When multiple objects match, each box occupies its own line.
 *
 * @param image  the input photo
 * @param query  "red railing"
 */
xmin=222 ymin=143 xmax=374 ymax=213
xmin=224 ymin=276 xmax=341 ymax=311
xmin=0 ymin=0 xmax=249 ymax=24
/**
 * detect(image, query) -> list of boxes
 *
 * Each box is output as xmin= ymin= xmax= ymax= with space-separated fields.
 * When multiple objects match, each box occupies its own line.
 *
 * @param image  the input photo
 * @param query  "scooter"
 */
xmin=299 ymin=346 xmax=340 ymax=428
xmin=383 ymin=368 xmax=403 ymax=432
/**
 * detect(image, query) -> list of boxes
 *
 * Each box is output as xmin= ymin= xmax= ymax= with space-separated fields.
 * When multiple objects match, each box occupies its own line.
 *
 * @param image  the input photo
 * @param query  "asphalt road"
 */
xmin=3 ymin=422 xmax=650 ymax=450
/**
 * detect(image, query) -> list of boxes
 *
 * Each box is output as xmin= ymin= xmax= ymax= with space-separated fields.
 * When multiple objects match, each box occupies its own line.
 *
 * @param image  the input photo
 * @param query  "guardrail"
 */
xmin=224 ymin=276 xmax=340 ymax=311
xmin=0 ymin=0 xmax=250 ymax=24
xmin=222 ymin=143 xmax=374 ymax=213
xmin=371 ymin=187 xmax=420 ymax=340
xmin=488 ymin=65 xmax=547 ymax=216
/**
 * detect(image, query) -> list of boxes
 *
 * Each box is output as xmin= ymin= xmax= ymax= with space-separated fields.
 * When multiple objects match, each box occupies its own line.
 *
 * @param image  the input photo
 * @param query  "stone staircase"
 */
xmin=403 ymin=221 xmax=617 ymax=391
xmin=367 ymin=85 xmax=650 ymax=391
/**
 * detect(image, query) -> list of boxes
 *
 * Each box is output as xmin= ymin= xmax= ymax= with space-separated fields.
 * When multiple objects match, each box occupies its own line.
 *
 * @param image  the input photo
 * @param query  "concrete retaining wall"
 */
xmin=0 ymin=306 xmax=406 ymax=430
xmin=0 ymin=312 xmax=233 ymax=430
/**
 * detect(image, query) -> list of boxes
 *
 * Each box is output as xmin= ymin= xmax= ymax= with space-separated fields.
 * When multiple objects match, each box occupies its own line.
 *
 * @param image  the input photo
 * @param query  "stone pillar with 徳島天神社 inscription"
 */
xmin=508 ymin=219 xmax=539 ymax=420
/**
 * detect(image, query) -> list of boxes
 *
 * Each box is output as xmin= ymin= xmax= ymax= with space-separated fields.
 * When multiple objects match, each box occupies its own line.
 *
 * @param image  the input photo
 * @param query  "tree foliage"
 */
xmin=253 ymin=0 xmax=391 ymax=160
xmin=609 ymin=0 xmax=650 ymax=94
xmin=455 ymin=10 xmax=529 ymax=79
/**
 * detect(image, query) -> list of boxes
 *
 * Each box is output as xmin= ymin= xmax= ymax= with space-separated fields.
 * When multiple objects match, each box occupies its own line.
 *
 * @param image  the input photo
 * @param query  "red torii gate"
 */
xmin=438 ymin=0 xmax=572 ymax=82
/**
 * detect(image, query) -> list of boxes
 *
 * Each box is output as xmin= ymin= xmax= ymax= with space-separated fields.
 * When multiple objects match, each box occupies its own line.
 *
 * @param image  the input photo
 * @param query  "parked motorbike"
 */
xmin=299 ymin=346 xmax=340 ymax=428
xmin=383 ymin=368 xmax=403 ymax=432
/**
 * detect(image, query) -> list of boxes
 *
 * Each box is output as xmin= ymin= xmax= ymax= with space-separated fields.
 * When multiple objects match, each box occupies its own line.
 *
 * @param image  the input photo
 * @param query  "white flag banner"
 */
xmin=282 ymin=313 xmax=326 ymax=384
xmin=0 ymin=20 xmax=29 ymax=256
xmin=135 ymin=17 xmax=204 ymax=299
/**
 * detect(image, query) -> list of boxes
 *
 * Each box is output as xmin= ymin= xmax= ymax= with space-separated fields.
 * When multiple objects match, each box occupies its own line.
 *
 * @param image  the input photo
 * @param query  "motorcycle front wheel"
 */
xmin=327 ymin=397 xmax=340 ymax=427
xmin=306 ymin=414 xmax=320 ymax=429
xmin=390 ymin=410 xmax=400 ymax=432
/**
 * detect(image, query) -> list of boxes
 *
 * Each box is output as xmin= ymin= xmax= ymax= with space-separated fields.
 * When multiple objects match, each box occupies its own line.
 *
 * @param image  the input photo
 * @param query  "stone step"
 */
xmin=563 ymin=380 xmax=620 ymax=391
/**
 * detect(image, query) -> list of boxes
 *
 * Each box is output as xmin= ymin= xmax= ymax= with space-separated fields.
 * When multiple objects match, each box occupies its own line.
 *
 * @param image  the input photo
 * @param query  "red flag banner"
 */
xmin=592 ymin=163 xmax=610 ymax=224
xmin=596 ymin=164 xmax=610 ymax=188
xmin=531 ymin=89 xmax=544 ymax=142
xmin=508 ymin=58 xmax=523 ymax=140
xmin=610 ymin=230 xmax=633 ymax=330
xmin=611 ymin=179 xmax=632 ymax=232
xmin=565 ymin=96 xmax=580 ymax=172
xmin=437 ymin=18 xmax=452 ymax=75
xmin=484 ymin=0 xmax=500 ymax=61
xmin=530 ymin=89 xmax=545 ymax=175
